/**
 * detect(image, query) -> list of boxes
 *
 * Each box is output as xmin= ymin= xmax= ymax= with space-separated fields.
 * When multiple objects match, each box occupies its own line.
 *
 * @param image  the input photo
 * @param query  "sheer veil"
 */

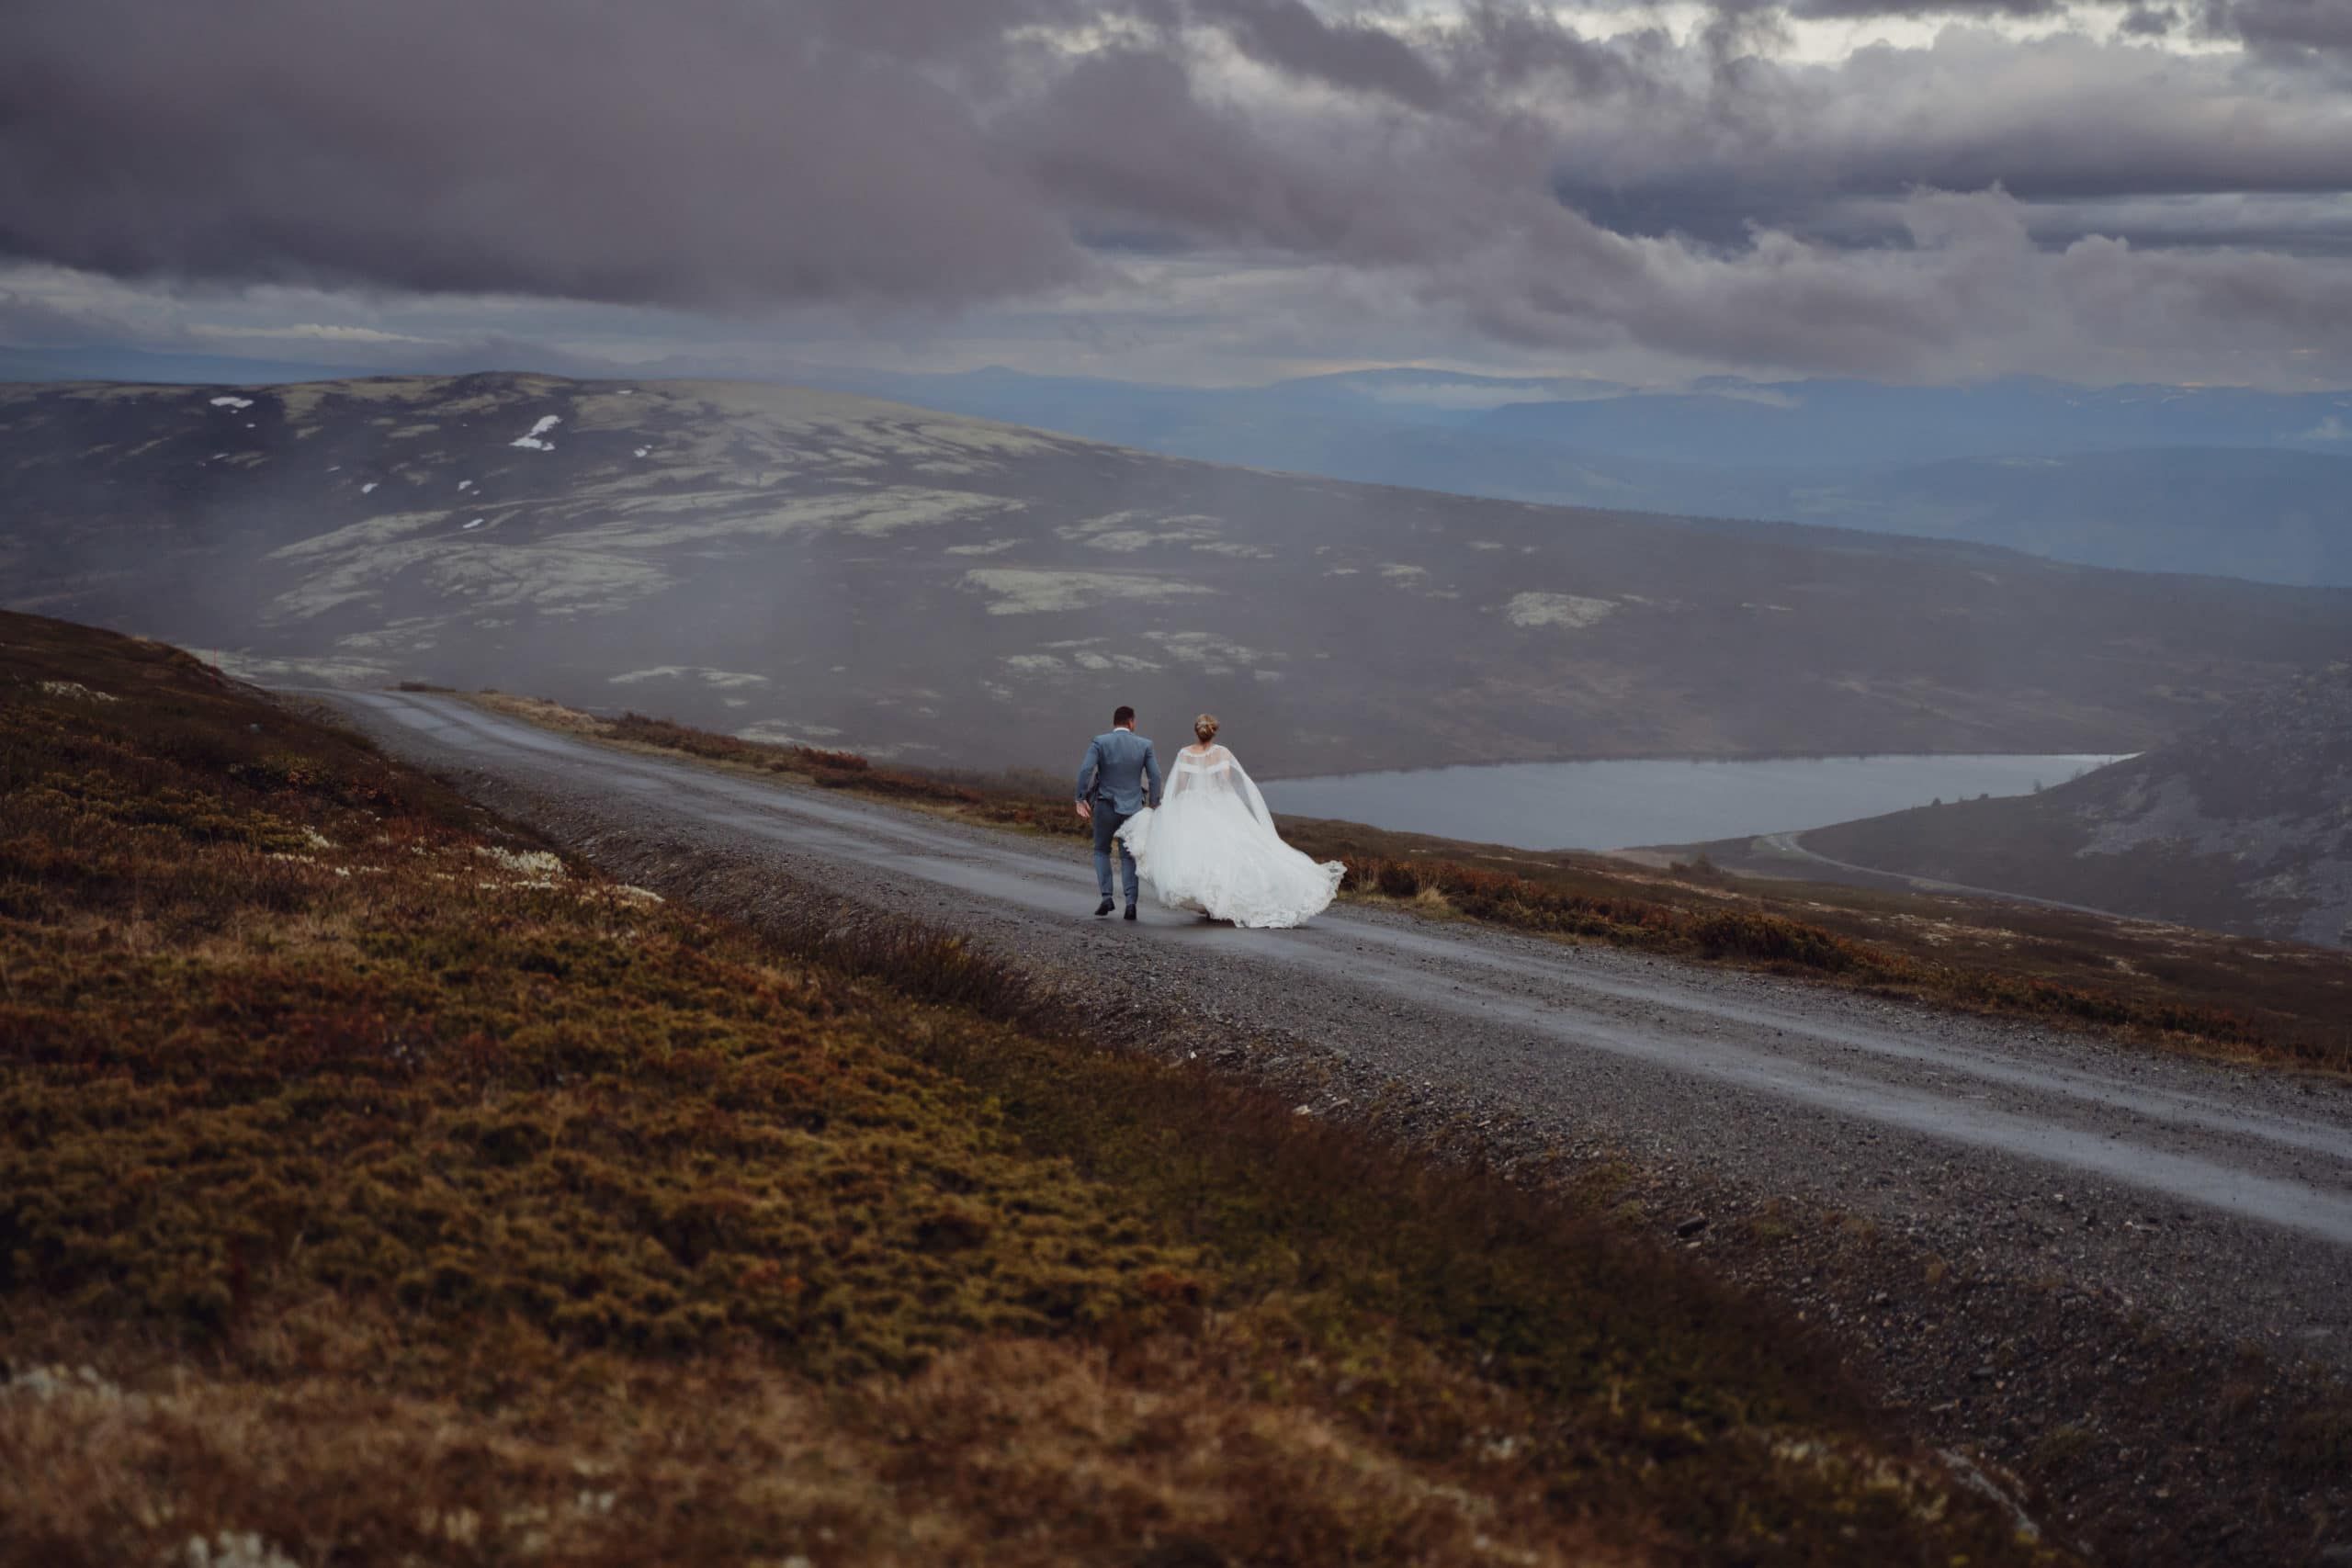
xmin=1227 ymin=750 xmax=1275 ymax=829
xmin=1161 ymin=745 xmax=1274 ymax=829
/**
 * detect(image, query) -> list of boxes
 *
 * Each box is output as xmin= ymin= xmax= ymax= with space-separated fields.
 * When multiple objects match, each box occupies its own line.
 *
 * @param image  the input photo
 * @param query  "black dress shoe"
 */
xmin=1095 ymin=897 xmax=1116 ymax=917
xmin=1124 ymin=903 xmax=1138 ymax=920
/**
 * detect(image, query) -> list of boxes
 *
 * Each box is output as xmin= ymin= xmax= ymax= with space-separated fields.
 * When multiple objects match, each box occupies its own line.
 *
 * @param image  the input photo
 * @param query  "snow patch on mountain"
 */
xmin=1505 ymin=592 xmax=1616 ymax=629
xmin=510 ymin=415 xmax=561 ymax=450
xmin=962 ymin=570 xmax=1215 ymax=616
xmin=610 ymin=666 xmax=771 ymax=689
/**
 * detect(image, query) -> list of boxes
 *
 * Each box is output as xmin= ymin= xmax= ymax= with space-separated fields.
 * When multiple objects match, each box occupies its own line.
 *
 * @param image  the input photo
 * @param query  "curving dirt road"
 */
xmin=325 ymin=687 xmax=2352 ymax=1559
xmin=1752 ymin=829 xmax=2138 ymax=919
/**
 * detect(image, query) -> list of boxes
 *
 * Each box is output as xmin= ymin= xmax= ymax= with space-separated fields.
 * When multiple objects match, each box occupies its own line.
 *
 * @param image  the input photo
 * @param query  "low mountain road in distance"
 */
xmin=1752 ymin=829 xmax=2140 ymax=920
xmin=324 ymin=690 xmax=2352 ymax=1381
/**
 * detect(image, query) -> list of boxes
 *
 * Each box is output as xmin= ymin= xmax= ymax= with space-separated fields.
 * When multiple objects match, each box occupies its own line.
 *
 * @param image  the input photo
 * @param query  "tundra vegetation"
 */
xmin=482 ymin=693 xmax=2352 ymax=1074
xmin=0 ymin=611 xmax=2078 ymax=1564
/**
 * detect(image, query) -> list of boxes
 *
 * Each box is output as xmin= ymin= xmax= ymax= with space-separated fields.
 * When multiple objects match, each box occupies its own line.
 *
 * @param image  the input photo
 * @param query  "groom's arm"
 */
xmin=1143 ymin=740 xmax=1161 ymax=807
xmin=1074 ymin=738 xmax=1102 ymax=820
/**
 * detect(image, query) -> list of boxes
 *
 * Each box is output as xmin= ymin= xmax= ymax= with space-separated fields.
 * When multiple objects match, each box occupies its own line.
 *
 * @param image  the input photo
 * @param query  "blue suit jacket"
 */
xmin=1076 ymin=728 xmax=1161 ymax=816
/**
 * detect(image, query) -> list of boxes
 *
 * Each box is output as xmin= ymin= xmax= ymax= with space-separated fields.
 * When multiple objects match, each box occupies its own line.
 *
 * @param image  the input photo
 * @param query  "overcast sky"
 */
xmin=4 ymin=0 xmax=2349 ymax=389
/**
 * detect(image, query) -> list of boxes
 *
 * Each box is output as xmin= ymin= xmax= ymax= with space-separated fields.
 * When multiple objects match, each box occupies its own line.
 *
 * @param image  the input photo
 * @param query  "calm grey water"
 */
xmin=1262 ymin=753 xmax=2128 ymax=852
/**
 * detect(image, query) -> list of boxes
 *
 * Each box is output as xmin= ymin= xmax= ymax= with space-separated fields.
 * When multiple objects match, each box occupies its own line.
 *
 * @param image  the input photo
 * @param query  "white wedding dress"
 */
xmin=1116 ymin=744 xmax=1345 ymax=928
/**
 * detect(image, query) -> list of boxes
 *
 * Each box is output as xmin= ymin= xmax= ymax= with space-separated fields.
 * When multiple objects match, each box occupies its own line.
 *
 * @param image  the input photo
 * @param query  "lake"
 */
xmin=1261 ymin=753 xmax=2129 ymax=852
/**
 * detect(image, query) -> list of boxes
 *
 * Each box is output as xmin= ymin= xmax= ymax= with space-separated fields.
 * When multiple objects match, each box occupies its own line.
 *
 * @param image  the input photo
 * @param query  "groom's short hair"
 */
xmin=1112 ymin=705 xmax=1136 ymax=727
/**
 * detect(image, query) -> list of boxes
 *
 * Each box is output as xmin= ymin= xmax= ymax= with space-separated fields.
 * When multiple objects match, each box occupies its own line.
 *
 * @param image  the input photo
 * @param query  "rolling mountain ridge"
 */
xmin=1800 ymin=664 xmax=2352 ymax=947
xmin=13 ymin=350 xmax=2347 ymax=584
xmin=7 ymin=371 xmax=2352 ymax=776
xmin=790 ymin=367 xmax=2352 ymax=587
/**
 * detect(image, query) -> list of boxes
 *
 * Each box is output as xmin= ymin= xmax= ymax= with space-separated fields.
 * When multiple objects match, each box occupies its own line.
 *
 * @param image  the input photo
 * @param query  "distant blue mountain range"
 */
xmin=800 ymin=366 xmax=2352 ymax=586
xmin=9 ymin=345 xmax=2346 ymax=585
xmin=812 ymin=363 xmax=2352 ymax=462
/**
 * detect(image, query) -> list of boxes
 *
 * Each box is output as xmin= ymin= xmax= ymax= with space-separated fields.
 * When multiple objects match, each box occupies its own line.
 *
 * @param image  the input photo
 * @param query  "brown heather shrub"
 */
xmin=3 ymin=621 xmax=1188 ymax=1375
xmin=526 ymin=698 xmax=1086 ymax=838
xmin=0 ymin=612 xmax=2070 ymax=1566
xmin=606 ymin=709 xmax=872 ymax=775
xmin=2 ymin=1309 xmax=1641 ymax=1568
xmin=0 ymin=921 xmax=1182 ymax=1361
xmin=1336 ymin=851 xmax=2276 ymax=1055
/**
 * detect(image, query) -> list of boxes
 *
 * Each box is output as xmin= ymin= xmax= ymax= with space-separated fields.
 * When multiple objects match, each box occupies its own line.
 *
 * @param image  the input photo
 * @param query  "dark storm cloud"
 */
xmin=1192 ymin=0 xmax=1450 ymax=107
xmin=3 ymin=0 xmax=2350 ymax=382
xmin=1792 ymin=0 xmax=2061 ymax=16
xmin=1435 ymin=2 xmax=1644 ymax=95
xmin=2200 ymin=0 xmax=2352 ymax=54
xmin=1005 ymin=48 xmax=1345 ymax=254
xmin=0 ymin=0 xmax=1634 ymax=297
xmin=0 ymin=0 xmax=1096 ymax=309
xmin=1541 ymin=15 xmax=2352 ymax=253
xmin=1716 ymin=0 xmax=2350 ymax=52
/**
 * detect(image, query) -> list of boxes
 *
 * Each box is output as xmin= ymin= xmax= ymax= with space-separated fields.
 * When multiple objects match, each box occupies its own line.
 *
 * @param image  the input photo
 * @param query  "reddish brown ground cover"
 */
xmin=1 ymin=614 xmax=2061 ymax=1564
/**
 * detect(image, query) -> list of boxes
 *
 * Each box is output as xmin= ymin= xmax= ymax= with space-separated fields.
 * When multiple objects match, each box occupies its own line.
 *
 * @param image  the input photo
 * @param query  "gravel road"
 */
xmin=329 ymin=688 xmax=2352 ymax=1562
xmin=1750 ymin=829 xmax=2138 ymax=919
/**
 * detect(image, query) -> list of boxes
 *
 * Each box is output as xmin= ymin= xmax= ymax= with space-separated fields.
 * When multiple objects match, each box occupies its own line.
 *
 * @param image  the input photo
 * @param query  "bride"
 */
xmin=1117 ymin=715 xmax=1345 ymax=929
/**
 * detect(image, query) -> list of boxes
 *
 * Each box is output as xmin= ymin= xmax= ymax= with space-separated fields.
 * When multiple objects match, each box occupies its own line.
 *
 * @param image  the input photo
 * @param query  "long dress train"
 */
xmin=1115 ymin=744 xmax=1344 ymax=928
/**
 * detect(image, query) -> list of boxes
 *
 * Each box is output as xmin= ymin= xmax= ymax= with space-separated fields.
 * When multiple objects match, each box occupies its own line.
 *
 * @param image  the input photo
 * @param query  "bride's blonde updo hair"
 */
xmin=1193 ymin=713 xmax=1220 ymax=744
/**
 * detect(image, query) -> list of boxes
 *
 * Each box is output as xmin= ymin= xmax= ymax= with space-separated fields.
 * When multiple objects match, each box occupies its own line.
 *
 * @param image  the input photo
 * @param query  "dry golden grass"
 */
xmin=5 ymin=1302 xmax=1644 ymax=1568
xmin=1 ymin=612 xmax=2064 ymax=1566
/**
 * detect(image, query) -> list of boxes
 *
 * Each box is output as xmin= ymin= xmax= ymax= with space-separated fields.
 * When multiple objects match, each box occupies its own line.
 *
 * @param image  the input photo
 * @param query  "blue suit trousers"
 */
xmin=1091 ymin=803 xmax=1139 ymax=904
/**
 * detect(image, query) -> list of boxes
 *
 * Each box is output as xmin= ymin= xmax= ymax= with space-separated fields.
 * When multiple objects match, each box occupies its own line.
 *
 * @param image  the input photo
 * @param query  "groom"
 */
xmin=1074 ymin=704 xmax=1161 ymax=920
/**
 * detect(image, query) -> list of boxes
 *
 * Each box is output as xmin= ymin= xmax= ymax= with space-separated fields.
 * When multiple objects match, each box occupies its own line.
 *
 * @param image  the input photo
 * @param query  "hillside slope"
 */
xmin=0 ymin=611 xmax=2063 ymax=1565
xmin=1801 ymin=664 xmax=2352 ymax=946
xmin=8 ymin=373 xmax=2352 ymax=773
xmin=327 ymin=657 xmax=2352 ymax=1567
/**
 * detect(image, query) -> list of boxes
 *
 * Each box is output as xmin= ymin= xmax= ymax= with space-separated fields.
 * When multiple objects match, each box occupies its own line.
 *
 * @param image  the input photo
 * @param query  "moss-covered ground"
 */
xmin=4 ymin=613 xmax=2062 ymax=1565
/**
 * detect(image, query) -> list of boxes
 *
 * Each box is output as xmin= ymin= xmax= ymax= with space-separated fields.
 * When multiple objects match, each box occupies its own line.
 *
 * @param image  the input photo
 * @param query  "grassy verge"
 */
xmin=0 ymin=614 xmax=2065 ymax=1563
xmin=472 ymin=692 xmax=2350 ymax=1073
